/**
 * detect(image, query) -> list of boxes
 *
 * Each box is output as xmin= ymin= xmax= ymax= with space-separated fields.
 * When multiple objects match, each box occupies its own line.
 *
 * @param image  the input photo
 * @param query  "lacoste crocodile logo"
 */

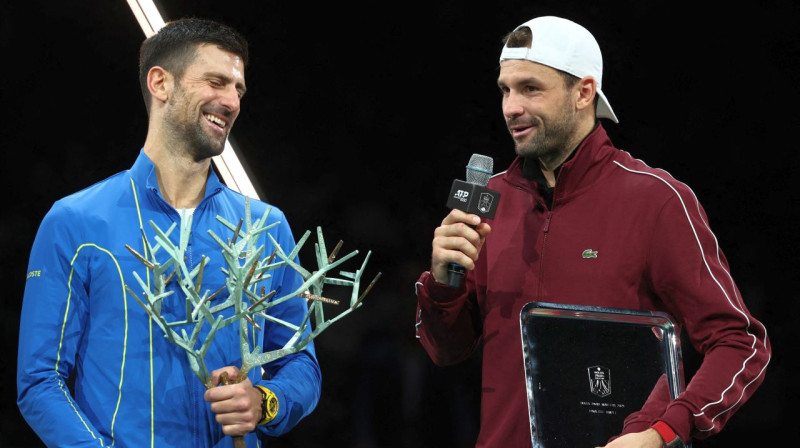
xmin=582 ymin=249 xmax=598 ymax=259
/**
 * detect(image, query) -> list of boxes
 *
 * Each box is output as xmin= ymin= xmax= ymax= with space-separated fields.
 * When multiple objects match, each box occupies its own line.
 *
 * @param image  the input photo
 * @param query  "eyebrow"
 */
xmin=498 ymin=75 xmax=542 ymax=88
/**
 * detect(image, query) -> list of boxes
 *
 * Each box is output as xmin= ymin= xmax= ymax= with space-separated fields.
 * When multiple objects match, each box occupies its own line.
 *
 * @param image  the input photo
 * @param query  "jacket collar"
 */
xmin=503 ymin=122 xmax=618 ymax=203
xmin=129 ymin=148 xmax=225 ymax=202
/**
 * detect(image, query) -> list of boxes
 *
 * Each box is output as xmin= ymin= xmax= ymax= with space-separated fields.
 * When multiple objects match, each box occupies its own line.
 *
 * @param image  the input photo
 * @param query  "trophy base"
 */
xmin=520 ymin=302 xmax=687 ymax=447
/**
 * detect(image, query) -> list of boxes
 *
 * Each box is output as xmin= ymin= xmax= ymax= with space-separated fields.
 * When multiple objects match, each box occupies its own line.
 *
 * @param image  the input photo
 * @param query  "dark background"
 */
xmin=3 ymin=1 xmax=798 ymax=447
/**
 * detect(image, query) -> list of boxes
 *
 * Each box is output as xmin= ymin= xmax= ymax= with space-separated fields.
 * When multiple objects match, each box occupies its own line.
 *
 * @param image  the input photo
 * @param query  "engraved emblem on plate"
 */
xmin=588 ymin=365 xmax=611 ymax=397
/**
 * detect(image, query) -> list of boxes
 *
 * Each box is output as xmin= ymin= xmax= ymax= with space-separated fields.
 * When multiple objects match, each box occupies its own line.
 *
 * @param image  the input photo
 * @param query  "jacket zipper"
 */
xmin=538 ymin=211 xmax=552 ymax=298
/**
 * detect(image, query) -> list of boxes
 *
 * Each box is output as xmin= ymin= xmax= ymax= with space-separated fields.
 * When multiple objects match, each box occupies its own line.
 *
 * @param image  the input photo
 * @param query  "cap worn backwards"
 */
xmin=499 ymin=16 xmax=618 ymax=123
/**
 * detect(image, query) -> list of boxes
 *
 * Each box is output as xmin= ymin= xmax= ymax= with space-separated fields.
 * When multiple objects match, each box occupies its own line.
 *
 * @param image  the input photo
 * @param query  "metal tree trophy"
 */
xmin=124 ymin=199 xmax=380 ymax=447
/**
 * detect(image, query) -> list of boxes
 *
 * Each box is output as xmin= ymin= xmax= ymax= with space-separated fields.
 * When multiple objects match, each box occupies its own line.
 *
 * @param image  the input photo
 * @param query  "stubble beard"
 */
xmin=512 ymin=98 xmax=578 ymax=163
xmin=165 ymin=85 xmax=228 ymax=162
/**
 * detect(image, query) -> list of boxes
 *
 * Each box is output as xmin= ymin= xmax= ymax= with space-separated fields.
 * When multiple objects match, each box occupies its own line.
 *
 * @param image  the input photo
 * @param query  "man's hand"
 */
xmin=204 ymin=366 xmax=263 ymax=436
xmin=596 ymin=428 xmax=663 ymax=448
xmin=430 ymin=209 xmax=492 ymax=283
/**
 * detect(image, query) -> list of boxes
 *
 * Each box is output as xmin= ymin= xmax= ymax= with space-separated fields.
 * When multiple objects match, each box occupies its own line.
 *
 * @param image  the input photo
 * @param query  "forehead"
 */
xmin=185 ymin=44 xmax=246 ymax=79
xmin=498 ymin=59 xmax=561 ymax=85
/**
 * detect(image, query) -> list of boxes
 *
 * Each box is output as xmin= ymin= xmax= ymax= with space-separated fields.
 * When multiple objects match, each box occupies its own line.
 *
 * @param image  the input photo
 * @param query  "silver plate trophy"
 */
xmin=519 ymin=302 xmax=689 ymax=448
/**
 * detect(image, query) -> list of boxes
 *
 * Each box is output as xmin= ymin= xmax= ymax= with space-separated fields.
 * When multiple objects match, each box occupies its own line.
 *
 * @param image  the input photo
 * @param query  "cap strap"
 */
xmin=500 ymin=46 xmax=531 ymax=61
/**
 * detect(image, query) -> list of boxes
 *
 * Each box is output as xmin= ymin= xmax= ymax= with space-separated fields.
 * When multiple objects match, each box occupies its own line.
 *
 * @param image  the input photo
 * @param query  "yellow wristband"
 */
xmin=255 ymin=385 xmax=278 ymax=425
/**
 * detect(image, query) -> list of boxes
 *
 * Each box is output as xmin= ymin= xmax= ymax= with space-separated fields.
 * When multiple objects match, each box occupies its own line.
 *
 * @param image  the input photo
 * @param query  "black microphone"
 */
xmin=444 ymin=154 xmax=501 ymax=289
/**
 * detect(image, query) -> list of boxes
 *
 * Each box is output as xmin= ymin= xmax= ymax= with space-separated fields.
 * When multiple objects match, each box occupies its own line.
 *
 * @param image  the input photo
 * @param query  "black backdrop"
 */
xmin=3 ymin=1 xmax=798 ymax=446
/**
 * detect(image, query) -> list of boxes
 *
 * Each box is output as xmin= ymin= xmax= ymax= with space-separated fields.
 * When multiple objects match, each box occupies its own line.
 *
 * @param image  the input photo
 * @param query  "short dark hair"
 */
xmin=138 ymin=17 xmax=249 ymax=113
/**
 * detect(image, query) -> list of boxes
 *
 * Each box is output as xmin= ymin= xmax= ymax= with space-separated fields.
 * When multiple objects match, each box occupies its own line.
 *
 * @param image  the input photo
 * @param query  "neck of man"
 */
xmin=537 ymin=157 xmax=561 ymax=188
xmin=537 ymin=117 xmax=598 ymax=187
xmin=143 ymin=132 xmax=211 ymax=210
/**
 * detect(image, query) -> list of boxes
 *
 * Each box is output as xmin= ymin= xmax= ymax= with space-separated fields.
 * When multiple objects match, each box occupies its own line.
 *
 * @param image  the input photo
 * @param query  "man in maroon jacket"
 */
xmin=414 ymin=16 xmax=771 ymax=448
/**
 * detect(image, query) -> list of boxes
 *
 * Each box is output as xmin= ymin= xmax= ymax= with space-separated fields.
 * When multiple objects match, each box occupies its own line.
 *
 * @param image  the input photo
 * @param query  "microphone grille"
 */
xmin=466 ymin=154 xmax=493 ymax=186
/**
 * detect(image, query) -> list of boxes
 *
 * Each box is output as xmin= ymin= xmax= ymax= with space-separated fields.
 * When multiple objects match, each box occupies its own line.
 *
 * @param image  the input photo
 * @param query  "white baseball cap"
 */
xmin=499 ymin=16 xmax=618 ymax=123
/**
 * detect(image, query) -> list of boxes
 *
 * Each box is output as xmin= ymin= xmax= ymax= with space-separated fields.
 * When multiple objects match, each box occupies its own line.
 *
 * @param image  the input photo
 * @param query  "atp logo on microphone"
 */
xmin=446 ymin=179 xmax=501 ymax=219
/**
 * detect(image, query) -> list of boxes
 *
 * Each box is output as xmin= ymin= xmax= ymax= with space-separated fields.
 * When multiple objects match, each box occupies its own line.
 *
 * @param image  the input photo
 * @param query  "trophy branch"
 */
xmin=124 ymin=198 xmax=380 ymax=448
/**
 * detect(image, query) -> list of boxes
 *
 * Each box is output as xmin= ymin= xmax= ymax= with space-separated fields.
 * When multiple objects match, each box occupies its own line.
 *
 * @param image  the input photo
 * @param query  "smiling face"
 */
xmin=497 ymin=59 xmax=582 ymax=164
xmin=162 ymin=44 xmax=247 ymax=162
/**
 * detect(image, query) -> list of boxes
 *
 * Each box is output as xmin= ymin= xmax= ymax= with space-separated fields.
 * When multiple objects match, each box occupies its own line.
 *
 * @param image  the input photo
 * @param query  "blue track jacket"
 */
xmin=18 ymin=149 xmax=321 ymax=447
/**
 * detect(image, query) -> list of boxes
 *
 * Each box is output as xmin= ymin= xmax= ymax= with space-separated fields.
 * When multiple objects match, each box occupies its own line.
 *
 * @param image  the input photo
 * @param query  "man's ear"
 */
xmin=147 ymin=66 xmax=173 ymax=105
xmin=575 ymin=76 xmax=597 ymax=114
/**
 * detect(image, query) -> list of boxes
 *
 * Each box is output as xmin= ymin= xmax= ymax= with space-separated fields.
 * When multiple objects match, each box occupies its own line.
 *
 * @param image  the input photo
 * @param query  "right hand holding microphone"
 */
xmin=430 ymin=209 xmax=492 ymax=287
xmin=434 ymin=153 xmax=500 ymax=288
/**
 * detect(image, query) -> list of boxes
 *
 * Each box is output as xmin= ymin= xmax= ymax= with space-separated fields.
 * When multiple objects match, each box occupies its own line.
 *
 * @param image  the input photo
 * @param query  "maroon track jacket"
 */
xmin=415 ymin=123 xmax=771 ymax=447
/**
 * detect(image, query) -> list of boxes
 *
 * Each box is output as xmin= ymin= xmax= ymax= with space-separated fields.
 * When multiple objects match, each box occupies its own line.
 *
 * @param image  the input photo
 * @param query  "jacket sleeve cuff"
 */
xmin=418 ymin=271 xmax=463 ymax=304
xmin=658 ymin=404 xmax=692 ymax=444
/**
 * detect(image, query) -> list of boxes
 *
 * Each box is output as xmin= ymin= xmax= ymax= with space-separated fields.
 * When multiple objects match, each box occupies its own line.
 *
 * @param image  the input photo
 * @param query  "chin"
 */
xmin=190 ymin=142 xmax=225 ymax=162
xmin=514 ymin=142 xmax=533 ymax=157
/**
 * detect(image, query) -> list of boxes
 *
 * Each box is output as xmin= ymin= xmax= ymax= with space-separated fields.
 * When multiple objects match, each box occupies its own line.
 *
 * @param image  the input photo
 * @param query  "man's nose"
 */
xmin=503 ymin=91 xmax=524 ymax=118
xmin=219 ymin=86 xmax=241 ymax=113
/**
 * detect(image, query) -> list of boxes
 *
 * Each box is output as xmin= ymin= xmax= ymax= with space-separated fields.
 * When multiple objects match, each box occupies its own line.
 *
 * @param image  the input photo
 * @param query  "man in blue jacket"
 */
xmin=17 ymin=17 xmax=321 ymax=447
